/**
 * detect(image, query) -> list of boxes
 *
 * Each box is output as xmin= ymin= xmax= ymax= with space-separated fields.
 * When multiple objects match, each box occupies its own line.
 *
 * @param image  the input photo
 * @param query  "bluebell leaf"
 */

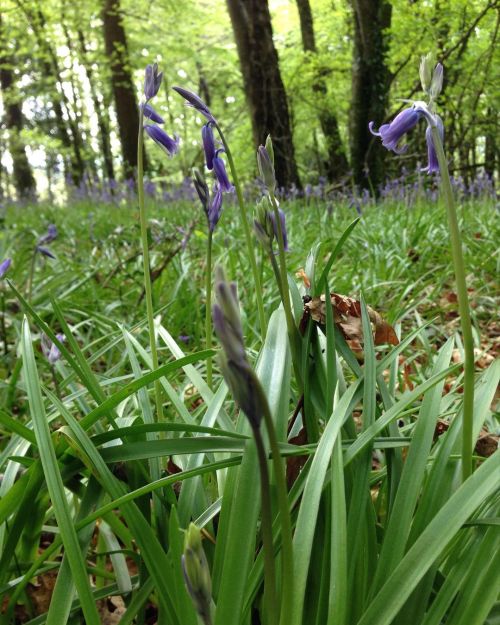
xmin=202 ymin=123 xmax=215 ymax=170
xmin=172 ymin=86 xmax=216 ymax=123
xmin=144 ymin=63 xmax=163 ymax=101
xmin=369 ymin=107 xmax=422 ymax=154
xmin=213 ymin=151 xmax=234 ymax=193
xmin=142 ymin=103 xmax=164 ymax=124
xmin=0 ymin=258 xmax=12 ymax=278
xmin=144 ymin=124 xmax=179 ymax=156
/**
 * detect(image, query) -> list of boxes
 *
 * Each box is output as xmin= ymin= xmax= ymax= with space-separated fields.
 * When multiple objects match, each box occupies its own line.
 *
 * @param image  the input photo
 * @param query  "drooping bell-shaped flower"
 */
xmin=202 ymin=123 xmax=215 ymax=170
xmin=208 ymin=184 xmax=223 ymax=232
xmin=422 ymin=115 xmax=444 ymax=174
xmin=144 ymin=124 xmax=179 ymax=156
xmin=213 ymin=150 xmax=233 ymax=193
xmin=0 ymin=258 xmax=12 ymax=278
xmin=172 ymin=86 xmax=216 ymax=124
xmin=142 ymin=103 xmax=164 ymax=124
xmin=144 ymin=63 xmax=163 ymax=101
xmin=269 ymin=207 xmax=289 ymax=252
xmin=369 ymin=108 xmax=422 ymax=154
xmin=38 ymin=224 xmax=57 ymax=245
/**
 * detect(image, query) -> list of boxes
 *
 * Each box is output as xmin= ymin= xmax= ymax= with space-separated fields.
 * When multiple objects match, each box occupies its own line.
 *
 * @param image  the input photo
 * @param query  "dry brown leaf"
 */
xmin=303 ymin=292 xmax=399 ymax=349
xmin=295 ymin=268 xmax=311 ymax=289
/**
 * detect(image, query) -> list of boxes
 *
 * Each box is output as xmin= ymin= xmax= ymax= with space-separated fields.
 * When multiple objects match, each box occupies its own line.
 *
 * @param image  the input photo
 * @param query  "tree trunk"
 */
xmin=349 ymin=0 xmax=392 ymax=190
xmin=226 ymin=0 xmax=301 ymax=189
xmin=0 ymin=14 xmax=37 ymax=199
xmin=295 ymin=0 xmax=349 ymax=182
xmin=15 ymin=1 xmax=85 ymax=184
xmin=102 ymin=0 xmax=141 ymax=179
xmin=77 ymin=28 xmax=115 ymax=181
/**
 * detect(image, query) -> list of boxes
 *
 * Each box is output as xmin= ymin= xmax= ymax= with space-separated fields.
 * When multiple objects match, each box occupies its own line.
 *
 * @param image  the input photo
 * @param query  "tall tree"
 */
xmin=295 ymin=0 xmax=349 ymax=182
xmin=349 ymin=0 xmax=392 ymax=189
xmin=0 ymin=13 xmax=36 ymax=198
xmin=102 ymin=0 xmax=141 ymax=179
xmin=77 ymin=27 xmax=115 ymax=182
xmin=226 ymin=0 xmax=301 ymax=189
xmin=16 ymin=0 xmax=85 ymax=184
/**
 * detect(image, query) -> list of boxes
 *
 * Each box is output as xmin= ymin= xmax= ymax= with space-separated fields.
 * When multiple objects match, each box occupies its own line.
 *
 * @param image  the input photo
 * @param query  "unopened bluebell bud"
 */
xmin=144 ymin=63 xmax=163 ymax=101
xmin=264 ymin=134 xmax=274 ymax=166
xmin=0 ymin=258 xmax=12 ymax=278
xmin=212 ymin=266 xmax=267 ymax=429
xmin=253 ymin=196 xmax=274 ymax=247
xmin=193 ymin=168 xmax=209 ymax=213
xmin=181 ymin=523 xmax=212 ymax=624
xmin=257 ymin=144 xmax=276 ymax=192
xmin=430 ymin=63 xmax=443 ymax=99
xmin=419 ymin=52 xmax=435 ymax=93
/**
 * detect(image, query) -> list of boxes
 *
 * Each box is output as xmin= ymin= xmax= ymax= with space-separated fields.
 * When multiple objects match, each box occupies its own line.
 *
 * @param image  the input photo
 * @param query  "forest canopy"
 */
xmin=0 ymin=0 xmax=498 ymax=200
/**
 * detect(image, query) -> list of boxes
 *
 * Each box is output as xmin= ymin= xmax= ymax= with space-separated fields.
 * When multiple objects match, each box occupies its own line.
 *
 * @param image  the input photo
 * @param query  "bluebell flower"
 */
xmin=422 ymin=115 xmax=444 ymax=174
xmin=208 ymin=184 xmax=223 ymax=232
xmin=369 ymin=108 xmax=422 ymax=154
xmin=36 ymin=246 xmax=56 ymax=259
xmin=269 ymin=207 xmax=289 ymax=251
xmin=41 ymin=333 xmax=64 ymax=365
xmin=38 ymin=224 xmax=57 ymax=245
xmin=213 ymin=150 xmax=233 ymax=193
xmin=144 ymin=124 xmax=179 ymax=156
xmin=202 ymin=123 xmax=215 ymax=170
xmin=192 ymin=168 xmax=209 ymax=213
xmin=0 ymin=258 xmax=12 ymax=278
xmin=144 ymin=63 xmax=163 ymax=101
xmin=172 ymin=86 xmax=216 ymax=124
xmin=142 ymin=103 xmax=164 ymax=124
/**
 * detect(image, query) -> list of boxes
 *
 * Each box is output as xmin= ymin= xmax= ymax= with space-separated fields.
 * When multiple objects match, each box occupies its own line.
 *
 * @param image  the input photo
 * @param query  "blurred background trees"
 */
xmin=0 ymin=0 xmax=497 ymax=199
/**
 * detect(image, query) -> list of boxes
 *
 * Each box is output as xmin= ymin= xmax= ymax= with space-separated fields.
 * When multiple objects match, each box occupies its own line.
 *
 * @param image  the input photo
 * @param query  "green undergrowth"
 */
xmin=0 ymin=195 xmax=498 ymax=625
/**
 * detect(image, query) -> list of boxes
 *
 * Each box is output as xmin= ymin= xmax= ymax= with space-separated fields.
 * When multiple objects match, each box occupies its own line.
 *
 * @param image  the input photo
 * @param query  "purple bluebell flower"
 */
xmin=172 ymin=86 xmax=216 ymax=124
xmin=213 ymin=150 xmax=233 ymax=193
xmin=0 ymin=258 xmax=12 ymax=278
xmin=202 ymin=123 xmax=215 ymax=170
xmin=41 ymin=333 xmax=64 ymax=365
xmin=369 ymin=108 xmax=422 ymax=154
xmin=144 ymin=124 xmax=179 ymax=156
xmin=36 ymin=246 xmax=56 ymax=259
xmin=38 ymin=224 xmax=57 ymax=245
xmin=208 ymin=184 xmax=223 ymax=232
xmin=141 ymin=103 xmax=164 ymax=124
xmin=269 ymin=207 xmax=289 ymax=251
xmin=421 ymin=115 xmax=444 ymax=174
xmin=144 ymin=63 xmax=163 ymax=101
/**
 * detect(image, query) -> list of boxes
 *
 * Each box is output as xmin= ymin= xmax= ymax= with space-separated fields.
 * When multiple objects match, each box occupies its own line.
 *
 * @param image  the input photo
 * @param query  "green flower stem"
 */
xmin=431 ymin=125 xmax=475 ymax=482
xmin=254 ymin=428 xmax=279 ymax=625
xmin=261 ymin=405 xmax=294 ymax=625
xmin=205 ymin=230 xmax=213 ymax=388
xmin=214 ymin=124 xmax=267 ymax=339
xmin=268 ymin=192 xmax=303 ymax=388
xmin=137 ymin=111 xmax=164 ymax=424
xmin=27 ymin=250 xmax=37 ymax=303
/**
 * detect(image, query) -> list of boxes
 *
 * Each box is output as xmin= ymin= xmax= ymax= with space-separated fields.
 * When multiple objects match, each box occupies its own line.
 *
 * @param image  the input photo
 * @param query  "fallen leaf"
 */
xmin=295 ymin=268 xmax=311 ymax=289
